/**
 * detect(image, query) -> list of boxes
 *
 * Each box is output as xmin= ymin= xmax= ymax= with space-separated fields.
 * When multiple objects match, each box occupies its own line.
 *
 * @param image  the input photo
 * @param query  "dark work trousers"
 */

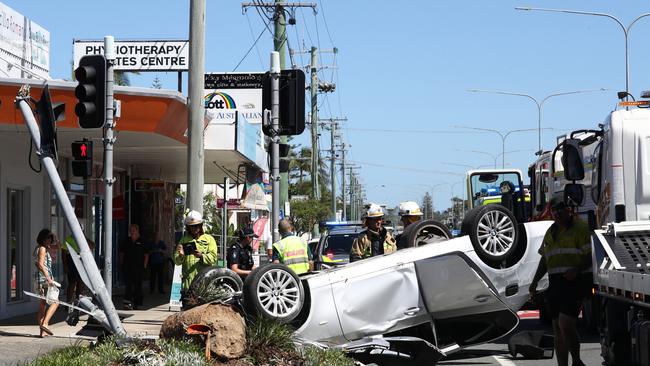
xmin=125 ymin=268 xmax=144 ymax=307
xmin=149 ymin=262 xmax=165 ymax=293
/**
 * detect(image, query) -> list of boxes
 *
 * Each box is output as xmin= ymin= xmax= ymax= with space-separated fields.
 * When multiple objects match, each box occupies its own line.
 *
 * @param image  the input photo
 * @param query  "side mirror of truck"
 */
xmin=562 ymin=139 xmax=585 ymax=181
xmin=564 ymin=183 xmax=585 ymax=207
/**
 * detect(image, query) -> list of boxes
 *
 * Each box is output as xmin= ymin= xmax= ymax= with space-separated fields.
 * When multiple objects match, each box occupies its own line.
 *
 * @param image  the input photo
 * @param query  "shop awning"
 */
xmin=0 ymin=77 xmax=265 ymax=183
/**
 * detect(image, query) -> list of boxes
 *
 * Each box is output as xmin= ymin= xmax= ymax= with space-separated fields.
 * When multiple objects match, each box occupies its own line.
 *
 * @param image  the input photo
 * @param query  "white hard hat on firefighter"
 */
xmin=366 ymin=203 xmax=384 ymax=218
xmin=184 ymin=210 xmax=203 ymax=226
xmin=398 ymin=201 xmax=423 ymax=216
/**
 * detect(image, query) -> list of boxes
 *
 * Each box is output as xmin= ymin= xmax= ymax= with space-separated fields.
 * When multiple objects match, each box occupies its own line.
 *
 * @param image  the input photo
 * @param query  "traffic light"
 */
xmin=262 ymin=69 xmax=306 ymax=136
xmin=36 ymin=85 xmax=65 ymax=159
xmin=71 ymin=140 xmax=93 ymax=177
xmin=279 ymin=143 xmax=290 ymax=173
xmin=74 ymin=55 xmax=106 ymax=129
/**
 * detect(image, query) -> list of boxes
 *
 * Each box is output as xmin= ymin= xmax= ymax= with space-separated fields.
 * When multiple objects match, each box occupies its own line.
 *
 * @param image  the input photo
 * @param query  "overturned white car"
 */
xmin=199 ymin=212 xmax=551 ymax=363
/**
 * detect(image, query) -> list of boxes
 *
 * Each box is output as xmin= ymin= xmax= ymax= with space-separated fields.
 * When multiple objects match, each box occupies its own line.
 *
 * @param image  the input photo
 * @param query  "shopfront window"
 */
xmin=7 ymin=188 xmax=25 ymax=302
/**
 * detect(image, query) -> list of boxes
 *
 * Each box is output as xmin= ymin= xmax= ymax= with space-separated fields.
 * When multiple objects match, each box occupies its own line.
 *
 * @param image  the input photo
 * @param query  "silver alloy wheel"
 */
xmin=476 ymin=209 xmax=515 ymax=257
xmin=256 ymin=268 xmax=301 ymax=318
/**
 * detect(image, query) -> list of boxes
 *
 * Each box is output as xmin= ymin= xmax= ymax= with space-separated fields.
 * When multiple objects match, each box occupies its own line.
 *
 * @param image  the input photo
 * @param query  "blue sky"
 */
xmin=9 ymin=0 xmax=650 ymax=211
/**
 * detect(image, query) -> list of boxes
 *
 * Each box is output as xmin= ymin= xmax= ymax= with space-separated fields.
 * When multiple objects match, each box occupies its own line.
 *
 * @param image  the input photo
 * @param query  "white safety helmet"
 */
xmin=184 ymin=210 xmax=203 ymax=226
xmin=398 ymin=201 xmax=423 ymax=216
xmin=366 ymin=203 xmax=384 ymax=218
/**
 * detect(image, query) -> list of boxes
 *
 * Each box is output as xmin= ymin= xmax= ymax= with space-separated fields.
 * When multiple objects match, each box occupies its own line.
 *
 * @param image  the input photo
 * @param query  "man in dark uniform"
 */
xmin=227 ymin=226 xmax=257 ymax=279
xmin=119 ymin=224 xmax=148 ymax=310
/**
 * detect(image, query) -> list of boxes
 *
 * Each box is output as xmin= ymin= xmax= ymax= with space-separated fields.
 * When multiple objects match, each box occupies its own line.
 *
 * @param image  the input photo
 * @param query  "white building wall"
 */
xmin=0 ymin=132 xmax=48 ymax=319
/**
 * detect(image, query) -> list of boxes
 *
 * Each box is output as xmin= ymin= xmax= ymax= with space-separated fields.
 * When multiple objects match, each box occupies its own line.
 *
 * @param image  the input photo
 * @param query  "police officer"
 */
xmin=529 ymin=195 xmax=591 ymax=366
xmin=272 ymin=219 xmax=311 ymax=275
xmin=228 ymin=226 xmax=257 ymax=278
xmin=173 ymin=210 xmax=218 ymax=305
xmin=396 ymin=201 xmax=423 ymax=249
xmin=350 ymin=203 xmax=397 ymax=262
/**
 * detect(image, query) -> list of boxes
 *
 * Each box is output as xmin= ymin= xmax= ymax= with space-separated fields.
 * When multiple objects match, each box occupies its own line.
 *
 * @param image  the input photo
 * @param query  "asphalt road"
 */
xmin=440 ymin=318 xmax=603 ymax=366
xmin=354 ymin=318 xmax=603 ymax=366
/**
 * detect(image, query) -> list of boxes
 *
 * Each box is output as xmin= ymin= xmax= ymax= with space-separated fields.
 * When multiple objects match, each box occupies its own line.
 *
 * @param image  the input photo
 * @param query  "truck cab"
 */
xmin=466 ymin=169 xmax=529 ymax=223
xmin=553 ymin=95 xmax=650 ymax=365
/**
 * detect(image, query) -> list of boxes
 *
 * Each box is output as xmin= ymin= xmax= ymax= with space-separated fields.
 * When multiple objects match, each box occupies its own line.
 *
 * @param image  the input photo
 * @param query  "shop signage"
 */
xmin=73 ymin=39 xmax=189 ymax=71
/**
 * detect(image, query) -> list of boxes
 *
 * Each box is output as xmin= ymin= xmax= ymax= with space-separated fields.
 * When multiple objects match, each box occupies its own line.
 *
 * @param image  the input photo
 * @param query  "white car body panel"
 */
xmin=294 ymin=221 xmax=552 ymax=345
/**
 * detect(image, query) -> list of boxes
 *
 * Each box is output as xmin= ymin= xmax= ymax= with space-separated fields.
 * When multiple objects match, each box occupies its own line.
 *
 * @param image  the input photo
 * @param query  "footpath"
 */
xmin=0 ymin=292 xmax=174 ymax=366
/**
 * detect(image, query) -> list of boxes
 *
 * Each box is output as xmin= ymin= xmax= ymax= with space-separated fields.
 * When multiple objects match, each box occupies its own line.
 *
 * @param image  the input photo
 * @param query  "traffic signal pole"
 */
xmin=103 ymin=36 xmax=116 ymax=296
xmin=271 ymin=51 xmax=281 ymax=241
xmin=16 ymin=88 xmax=125 ymax=336
xmin=274 ymin=0 xmax=289 ymax=216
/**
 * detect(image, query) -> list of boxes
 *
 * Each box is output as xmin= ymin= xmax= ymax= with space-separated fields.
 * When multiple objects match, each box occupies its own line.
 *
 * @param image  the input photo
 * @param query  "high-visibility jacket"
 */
xmin=173 ymin=233 xmax=218 ymax=290
xmin=273 ymin=235 xmax=310 ymax=274
xmin=539 ymin=217 xmax=592 ymax=275
xmin=61 ymin=235 xmax=79 ymax=253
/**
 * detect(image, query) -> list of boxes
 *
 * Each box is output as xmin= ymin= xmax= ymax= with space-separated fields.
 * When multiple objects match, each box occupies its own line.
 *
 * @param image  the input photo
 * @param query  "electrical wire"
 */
xmin=233 ymin=21 xmax=269 ymax=72
xmin=343 ymin=127 xmax=483 ymax=134
xmin=349 ymin=160 xmax=464 ymax=176
xmin=245 ymin=12 xmax=266 ymax=69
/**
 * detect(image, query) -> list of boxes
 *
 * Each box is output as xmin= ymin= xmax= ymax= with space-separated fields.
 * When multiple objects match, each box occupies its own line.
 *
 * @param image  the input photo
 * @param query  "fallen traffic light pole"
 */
xmin=16 ymin=84 xmax=125 ymax=336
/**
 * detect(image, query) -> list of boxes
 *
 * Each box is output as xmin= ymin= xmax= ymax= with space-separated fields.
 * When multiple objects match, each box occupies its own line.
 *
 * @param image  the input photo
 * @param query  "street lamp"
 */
xmin=516 ymin=7 xmax=650 ymax=97
xmin=416 ymin=182 xmax=451 ymax=217
xmin=467 ymin=88 xmax=606 ymax=153
xmin=454 ymin=126 xmax=550 ymax=168
xmin=455 ymin=148 xmax=536 ymax=169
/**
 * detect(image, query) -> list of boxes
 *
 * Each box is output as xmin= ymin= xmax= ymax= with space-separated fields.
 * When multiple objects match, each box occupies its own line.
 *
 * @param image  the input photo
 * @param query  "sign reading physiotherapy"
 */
xmin=73 ymin=40 xmax=189 ymax=71
xmin=204 ymin=73 xmax=263 ymax=124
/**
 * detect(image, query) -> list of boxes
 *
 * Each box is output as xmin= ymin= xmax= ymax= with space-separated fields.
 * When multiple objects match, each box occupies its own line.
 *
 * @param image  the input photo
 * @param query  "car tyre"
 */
xmin=188 ymin=267 xmax=243 ymax=305
xmin=462 ymin=204 xmax=519 ymax=263
xmin=402 ymin=219 xmax=453 ymax=248
xmin=243 ymin=264 xmax=305 ymax=323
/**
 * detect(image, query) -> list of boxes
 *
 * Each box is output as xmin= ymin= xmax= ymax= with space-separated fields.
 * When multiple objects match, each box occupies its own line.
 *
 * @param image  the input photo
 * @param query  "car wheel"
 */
xmin=402 ymin=219 xmax=453 ymax=248
xmin=243 ymin=264 xmax=305 ymax=323
xmin=464 ymin=204 xmax=519 ymax=263
xmin=188 ymin=267 xmax=243 ymax=305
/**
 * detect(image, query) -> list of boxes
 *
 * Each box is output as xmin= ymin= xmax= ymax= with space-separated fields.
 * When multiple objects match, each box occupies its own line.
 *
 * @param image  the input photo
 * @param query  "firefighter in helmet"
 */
xmin=350 ymin=203 xmax=397 ymax=262
xmin=396 ymin=201 xmax=424 ymax=249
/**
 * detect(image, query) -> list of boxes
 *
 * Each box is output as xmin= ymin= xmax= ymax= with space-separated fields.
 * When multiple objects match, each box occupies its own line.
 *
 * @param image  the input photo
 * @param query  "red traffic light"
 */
xmin=71 ymin=140 xmax=93 ymax=160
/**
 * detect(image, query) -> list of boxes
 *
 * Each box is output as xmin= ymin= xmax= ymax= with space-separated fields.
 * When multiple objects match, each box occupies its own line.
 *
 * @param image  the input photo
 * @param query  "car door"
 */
xmin=329 ymin=256 xmax=429 ymax=341
xmin=414 ymin=253 xmax=519 ymax=347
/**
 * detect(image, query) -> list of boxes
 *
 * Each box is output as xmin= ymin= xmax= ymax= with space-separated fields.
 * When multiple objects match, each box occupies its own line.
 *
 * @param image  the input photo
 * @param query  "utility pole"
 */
xmin=289 ymin=45 xmax=337 ymax=201
xmin=310 ymin=46 xmax=320 ymax=200
xmin=187 ymin=0 xmax=205 ymax=213
xmin=319 ymin=117 xmax=346 ymax=219
xmin=103 ymin=36 xmax=115 ymax=295
xmin=341 ymin=143 xmax=346 ymax=220
xmin=242 ymin=1 xmax=317 ymax=228
xmin=329 ymin=121 xmax=337 ymax=219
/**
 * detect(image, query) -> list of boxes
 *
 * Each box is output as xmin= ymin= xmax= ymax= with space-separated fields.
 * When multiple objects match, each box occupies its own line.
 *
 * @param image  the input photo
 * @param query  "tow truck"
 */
xmin=537 ymin=93 xmax=650 ymax=365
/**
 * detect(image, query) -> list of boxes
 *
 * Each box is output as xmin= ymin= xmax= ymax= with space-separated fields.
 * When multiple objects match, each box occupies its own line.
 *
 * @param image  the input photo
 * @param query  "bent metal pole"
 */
xmin=17 ymin=95 xmax=125 ymax=336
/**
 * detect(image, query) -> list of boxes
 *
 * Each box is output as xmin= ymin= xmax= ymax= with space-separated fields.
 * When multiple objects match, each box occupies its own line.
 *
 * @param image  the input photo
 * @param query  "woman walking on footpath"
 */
xmin=35 ymin=229 xmax=59 ymax=338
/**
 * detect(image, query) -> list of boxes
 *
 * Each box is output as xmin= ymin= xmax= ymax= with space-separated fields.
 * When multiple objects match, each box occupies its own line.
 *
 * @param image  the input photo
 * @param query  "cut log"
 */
xmin=160 ymin=303 xmax=246 ymax=359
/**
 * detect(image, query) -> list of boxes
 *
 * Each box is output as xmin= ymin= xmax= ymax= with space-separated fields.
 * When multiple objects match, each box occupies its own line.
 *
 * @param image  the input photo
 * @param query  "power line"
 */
xmin=233 ymin=20 xmax=269 ymax=71
xmin=245 ymin=12 xmax=265 ymax=68
xmin=349 ymin=160 xmax=464 ymax=176
xmin=343 ymin=127 xmax=483 ymax=134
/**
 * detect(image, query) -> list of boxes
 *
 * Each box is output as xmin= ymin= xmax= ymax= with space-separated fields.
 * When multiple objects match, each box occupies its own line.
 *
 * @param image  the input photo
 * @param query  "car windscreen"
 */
xmin=324 ymin=233 xmax=358 ymax=254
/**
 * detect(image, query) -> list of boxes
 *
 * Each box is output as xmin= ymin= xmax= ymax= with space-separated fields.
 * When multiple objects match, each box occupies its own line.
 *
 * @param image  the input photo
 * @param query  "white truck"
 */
xmin=541 ymin=97 xmax=650 ymax=365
